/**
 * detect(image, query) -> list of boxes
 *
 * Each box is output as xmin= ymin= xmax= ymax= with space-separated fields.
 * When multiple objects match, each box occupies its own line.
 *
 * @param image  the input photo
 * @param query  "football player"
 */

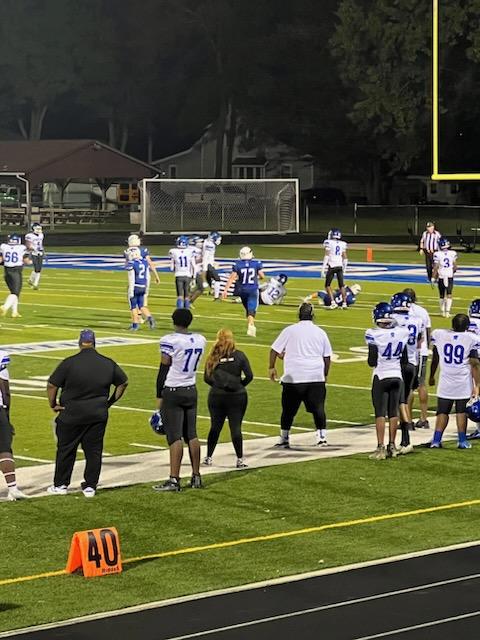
xmin=0 ymin=235 xmax=31 ymax=318
xmin=169 ymin=236 xmax=196 ymax=309
xmin=188 ymin=235 xmax=206 ymax=304
xmin=259 ymin=274 xmax=288 ymax=305
xmin=427 ymin=313 xmax=480 ymax=449
xmin=222 ymin=247 xmax=264 ymax=337
xmin=305 ymin=283 xmax=361 ymax=308
xmin=432 ymin=237 xmax=457 ymax=317
xmin=365 ymin=302 xmax=410 ymax=459
xmin=322 ymin=229 xmax=348 ymax=308
xmin=202 ymin=231 xmax=222 ymax=300
xmin=391 ymin=292 xmax=424 ymax=453
xmin=126 ymin=248 xmax=155 ymax=331
xmin=466 ymin=300 xmax=480 ymax=439
xmin=125 ymin=233 xmax=160 ymax=290
xmin=25 ymin=223 xmax=45 ymax=290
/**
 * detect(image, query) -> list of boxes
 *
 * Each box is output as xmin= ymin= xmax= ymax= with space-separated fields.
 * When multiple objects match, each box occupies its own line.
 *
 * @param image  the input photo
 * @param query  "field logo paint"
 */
xmin=1 ymin=336 xmax=156 ymax=354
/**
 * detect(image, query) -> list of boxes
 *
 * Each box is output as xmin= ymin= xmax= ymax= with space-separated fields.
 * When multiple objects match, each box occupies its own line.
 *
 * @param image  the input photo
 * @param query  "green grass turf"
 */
xmin=0 ymin=249 xmax=480 ymax=631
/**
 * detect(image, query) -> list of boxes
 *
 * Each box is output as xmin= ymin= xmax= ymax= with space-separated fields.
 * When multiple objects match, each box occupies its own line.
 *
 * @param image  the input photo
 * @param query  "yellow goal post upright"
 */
xmin=432 ymin=0 xmax=480 ymax=180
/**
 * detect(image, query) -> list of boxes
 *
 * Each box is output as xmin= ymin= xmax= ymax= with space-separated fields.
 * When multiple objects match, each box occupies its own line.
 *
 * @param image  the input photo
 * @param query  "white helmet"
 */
xmin=128 ymin=234 xmax=141 ymax=247
xmin=350 ymin=284 xmax=362 ymax=295
xmin=239 ymin=246 xmax=253 ymax=260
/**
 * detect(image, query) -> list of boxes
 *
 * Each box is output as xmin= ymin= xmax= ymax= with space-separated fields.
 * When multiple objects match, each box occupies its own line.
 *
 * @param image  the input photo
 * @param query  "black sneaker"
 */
xmin=153 ymin=478 xmax=180 ymax=492
xmin=274 ymin=438 xmax=290 ymax=448
xmin=407 ymin=422 xmax=416 ymax=431
xmin=190 ymin=474 xmax=202 ymax=489
xmin=415 ymin=420 xmax=430 ymax=429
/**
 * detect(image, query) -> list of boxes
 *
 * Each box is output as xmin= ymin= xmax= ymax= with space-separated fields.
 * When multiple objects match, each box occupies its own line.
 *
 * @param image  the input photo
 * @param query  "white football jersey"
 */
xmin=323 ymin=239 xmax=347 ymax=268
xmin=365 ymin=326 xmax=410 ymax=380
xmin=431 ymin=329 xmax=480 ymax=399
xmin=160 ymin=332 xmax=207 ymax=387
xmin=260 ymin=277 xmax=286 ymax=305
xmin=434 ymin=249 xmax=457 ymax=279
xmin=191 ymin=246 xmax=203 ymax=276
xmin=25 ymin=232 xmax=44 ymax=254
xmin=392 ymin=312 xmax=424 ymax=366
xmin=202 ymin=238 xmax=217 ymax=270
xmin=169 ymin=247 xmax=195 ymax=277
xmin=0 ymin=349 xmax=10 ymax=406
xmin=468 ymin=318 xmax=480 ymax=336
xmin=0 ymin=243 xmax=27 ymax=267
xmin=410 ymin=303 xmax=431 ymax=357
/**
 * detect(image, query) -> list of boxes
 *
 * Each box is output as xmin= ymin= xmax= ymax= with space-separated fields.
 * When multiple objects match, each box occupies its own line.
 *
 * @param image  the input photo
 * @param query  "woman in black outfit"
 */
xmin=203 ymin=328 xmax=253 ymax=468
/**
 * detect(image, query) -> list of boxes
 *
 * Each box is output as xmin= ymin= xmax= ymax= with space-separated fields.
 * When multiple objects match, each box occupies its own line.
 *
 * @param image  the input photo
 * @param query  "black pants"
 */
xmin=207 ymin=389 xmax=247 ymax=458
xmin=371 ymin=376 xmax=402 ymax=419
xmin=4 ymin=267 xmax=22 ymax=296
xmin=162 ymin=386 xmax=198 ymax=445
xmin=0 ymin=407 xmax=13 ymax=452
xmin=206 ymin=264 xmax=220 ymax=286
xmin=32 ymin=254 xmax=44 ymax=273
xmin=425 ymin=252 xmax=434 ymax=280
xmin=54 ymin=419 xmax=106 ymax=489
xmin=281 ymin=382 xmax=326 ymax=431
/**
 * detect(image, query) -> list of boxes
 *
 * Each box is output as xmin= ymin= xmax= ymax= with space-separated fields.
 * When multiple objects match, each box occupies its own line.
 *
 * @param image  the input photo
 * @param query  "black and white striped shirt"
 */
xmin=420 ymin=230 xmax=441 ymax=253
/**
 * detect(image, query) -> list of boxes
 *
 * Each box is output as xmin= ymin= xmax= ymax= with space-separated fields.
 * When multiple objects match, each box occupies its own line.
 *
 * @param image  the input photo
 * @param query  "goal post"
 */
xmin=140 ymin=178 xmax=300 ymax=234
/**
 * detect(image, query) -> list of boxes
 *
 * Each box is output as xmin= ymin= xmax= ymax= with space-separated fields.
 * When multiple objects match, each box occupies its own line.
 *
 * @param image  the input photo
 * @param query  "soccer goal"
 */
xmin=140 ymin=178 xmax=299 ymax=234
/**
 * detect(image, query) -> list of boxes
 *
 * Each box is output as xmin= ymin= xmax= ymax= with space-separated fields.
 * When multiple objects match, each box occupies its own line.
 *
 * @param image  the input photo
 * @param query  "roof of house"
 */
xmin=0 ymin=140 xmax=158 ymax=184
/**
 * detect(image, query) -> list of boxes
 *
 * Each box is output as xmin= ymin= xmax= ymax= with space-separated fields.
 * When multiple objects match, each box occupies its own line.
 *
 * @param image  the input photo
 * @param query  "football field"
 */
xmin=1 ymin=245 xmax=480 ymax=633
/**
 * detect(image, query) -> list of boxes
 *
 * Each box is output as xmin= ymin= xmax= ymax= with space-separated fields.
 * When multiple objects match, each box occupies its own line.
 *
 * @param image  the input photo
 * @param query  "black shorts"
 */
xmin=438 ymin=278 xmax=453 ymax=296
xmin=0 ymin=408 xmax=13 ymax=452
xmin=281 ymin=382 xmax=326 ymax=414
xmin=4 ymin=267 xmax=23 ymax=296
xmin=175 ymin=276 xmax=191 ymax=298
xmin=325 ymin=266 xmax=344 ymax=288
xmin=31 ymin=254 xmax=44 ymax=273
xmin=400 ymin=362 xmax=416 ymax=403
xmin=413 ymin=356 xmax=428 ymax=389
xmin=436 ymin=397 xmax=468 ymax=415
xmin=371 ymin=376 xmax=402 ymax=419
xmin=161 ymin=385 xmax=198 ymax=445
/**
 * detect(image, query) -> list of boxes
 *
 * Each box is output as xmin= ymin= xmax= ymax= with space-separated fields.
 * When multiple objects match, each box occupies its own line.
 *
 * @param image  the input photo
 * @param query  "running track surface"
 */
xmin=10 ymin=545 xmax=480 ymax=639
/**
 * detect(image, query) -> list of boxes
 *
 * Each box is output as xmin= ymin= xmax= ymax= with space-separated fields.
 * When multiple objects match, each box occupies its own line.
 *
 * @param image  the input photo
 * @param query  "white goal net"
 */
xmin=140 ymin=179 xmax=299 ymax=234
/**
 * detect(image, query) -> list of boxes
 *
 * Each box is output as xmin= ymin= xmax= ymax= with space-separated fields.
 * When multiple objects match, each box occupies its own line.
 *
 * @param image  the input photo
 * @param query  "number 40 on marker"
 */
xmin=66 ymin=527 xmax=122 ymax=578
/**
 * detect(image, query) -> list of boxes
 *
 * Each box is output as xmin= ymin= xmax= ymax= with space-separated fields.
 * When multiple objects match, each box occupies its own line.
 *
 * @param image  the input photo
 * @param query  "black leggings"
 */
xmin=281 ymin=382 xmax=326 ymax=431
xmin=207 ymin=390 xmax=247 ymax=458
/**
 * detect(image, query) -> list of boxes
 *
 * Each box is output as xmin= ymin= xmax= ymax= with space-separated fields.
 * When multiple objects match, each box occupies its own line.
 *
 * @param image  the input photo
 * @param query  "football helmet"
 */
xmin=189 ymin=235 xmax=203 ymax=247
xmin=239 ymin=246 xmax=253 ymax=260
xmin=469 ymin=299 xmax=480 ymax=318
xmin=350 ymin=284 xmax=362 ymax=295
xmin=277 ymin=273 xmax=288 ymax=285
xmin=127 ymin=247 xmax=141 ymax=261
xmin=31 ymin=223 xmax=42 ymax=234
xmin=466 ymin=397 xmax=480 ymax=423
xmin=176 ymin=235 xmax=188 ymax=248
xmin=7 ymin=234 xmax=21 ymax=245
xmin=328 ymin=228 xmax=342 ymax=240
xmin=128 ymin=234 xmax=141 ymax=247
xmin=373 ymin=302 xmax=394 ymax=325
xmin=150 ymin=410 xmax=165 ymax=435
xmin=390 ymin=292 xmax=412 ymax=312
xmin=209 ymin=231 xmax=222 ymax=245
xmin=439 ymin=236 xmax=451 ymax=249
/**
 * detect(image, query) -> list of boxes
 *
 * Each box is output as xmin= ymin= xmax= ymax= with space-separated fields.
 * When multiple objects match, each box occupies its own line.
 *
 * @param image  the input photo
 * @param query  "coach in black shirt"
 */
xmin=46 ymin=329 xmax=128 ymax=497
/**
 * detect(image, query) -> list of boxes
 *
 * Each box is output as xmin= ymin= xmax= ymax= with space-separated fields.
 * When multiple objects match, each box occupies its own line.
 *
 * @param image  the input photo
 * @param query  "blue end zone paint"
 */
xmin=43 ymin=253 xmax=480 ymax=287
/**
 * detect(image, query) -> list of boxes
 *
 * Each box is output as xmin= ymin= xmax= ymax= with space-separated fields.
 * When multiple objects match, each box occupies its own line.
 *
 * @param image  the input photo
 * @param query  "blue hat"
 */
xmin=79 ymin=329 xmax=96 ymax=346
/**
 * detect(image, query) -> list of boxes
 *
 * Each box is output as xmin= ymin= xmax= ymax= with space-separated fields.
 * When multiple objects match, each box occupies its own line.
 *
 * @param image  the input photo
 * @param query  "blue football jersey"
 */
xmin=127 ymin=258 xmax=148 ymax=288
xmin=233 ymin=259 xmax=263 ymax=291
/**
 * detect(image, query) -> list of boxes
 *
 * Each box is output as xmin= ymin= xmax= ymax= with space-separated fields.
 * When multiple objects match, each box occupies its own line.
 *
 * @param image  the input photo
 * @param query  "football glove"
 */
xmin=150 ymin=410 xmax=165 ymax=435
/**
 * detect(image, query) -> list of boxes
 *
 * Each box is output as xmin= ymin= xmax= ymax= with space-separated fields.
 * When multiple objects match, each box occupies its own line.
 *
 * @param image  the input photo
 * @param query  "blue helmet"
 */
xmin=176 ymin=235 xmax=188 ymax=248
xmin=209 ymin=231 xmax=222 ymax=245
xmin=150 ymin=410 xmax=165 ymax=435
xmin=469 ymin=299 xmax=480 ymax=319
xmin=31 ymin=223 xmax=42 ymax=234
xmin=439 ymin=236 xmax=450 ymax=249
xmin=278 ymin=273 xmax=288 ymax=285
xmin=390 ymin=292 xmax=412 ymax=312
xmin=7 ymin=234 xmax=21 ymax=245
xmin=467 ymin=398 xmax=480 ymax=423
xmin=373 ymin=302 xmax=394 ymax=324
xmin=189 ymin=235 xmax=202 ymax=247
xmin=328 ymin=228 xmax=342 ymax=240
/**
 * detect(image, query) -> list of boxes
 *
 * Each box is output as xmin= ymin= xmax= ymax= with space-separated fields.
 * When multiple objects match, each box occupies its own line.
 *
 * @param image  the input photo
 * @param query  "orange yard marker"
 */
xmin=66 ymin=527 xmax=122 ymax=578
xmin=366 ymin=247 xmax=374 ymax=262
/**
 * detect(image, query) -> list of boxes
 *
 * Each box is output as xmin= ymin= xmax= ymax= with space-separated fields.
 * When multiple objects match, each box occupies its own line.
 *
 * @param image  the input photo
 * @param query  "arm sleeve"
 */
xmin=400 ymin=346 xmax=409 ymax=366
xmin=156 ymin=362 xmax=170 ymax=397
xmin=367 ymin=344 xmax=378 ymax=367
xmin=48 ymin=359 xmax=69 ymax=388
xmin=239 ymin=352 xmax=254 ymax=387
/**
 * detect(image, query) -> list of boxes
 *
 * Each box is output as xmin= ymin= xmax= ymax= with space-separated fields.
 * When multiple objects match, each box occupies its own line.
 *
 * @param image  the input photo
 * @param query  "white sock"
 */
xmin=29 ymin=272 xmax=34 ymax=283
xmin=446 ymin=298 xmax=452 ymax=312
xmin=33 ymin=272 xmax=41 ymax=286
xmin=12 ymin=295 xmax=18 ymax=314
xmin=213 ymin=281 xmax=221 ymax=298
xmin=439 ymin=299 xmax=445 ymax=312
xmin=281 ymin=429 xmax=290 ymax=440
xmin=3 ymin=294 xmax=15 ymax=311
xmin=320 ymin=429 xmax=327 ymax=439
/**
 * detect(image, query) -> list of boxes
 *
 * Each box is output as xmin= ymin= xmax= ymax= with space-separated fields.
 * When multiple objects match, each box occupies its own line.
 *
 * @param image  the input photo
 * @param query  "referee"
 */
xmin=419 ymin=221 xmax=441 ymax=281
xmin=155 ymin=309 xmax=206 ymax=492
xmin=269 ymin=302 xmax=332 ymax=447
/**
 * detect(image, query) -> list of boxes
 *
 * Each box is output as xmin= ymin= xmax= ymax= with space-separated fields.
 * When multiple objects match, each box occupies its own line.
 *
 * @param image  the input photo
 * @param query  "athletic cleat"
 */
xmin=236 ymin=458 xmax=248 ymax=468
xmin=190 ymin=473 xmax=203 ymax=489
xmin=82 ymin=486 xmax=96 ymax=498
xmin=369 ymin=445 xmax=386 ymax=460
xmin=398 ymin=444 xmax=414 ymax=455
xmin=147 ymin=316 xmax=156 ymax=330
xmin=129 ymin=324 xmax=139 ymax=331
xmin=47 ymin=485 xmax=68 ymax=495
xmin=429 ymin=441 xmax=443 ymax=448
xmin=247 ymin=324 xmax=257 ymax=337
xmin=328 ymin=302 xmax=338 ymax=310
xmin=274 ymin=438 xmax=290 ymax=449
xmin=28 ymin=281 xmax=34 ymax=288
xmin=7 ymin=487 xmax=29 ymax=501
xmin=386 ymin=444 xmax=399 ymax=458
xmin=342 ymin=302 xmax=348 ymax=309
xmin=466 ymin=430 xmax=480 ymax=440
xmin=202 ymin=456 xmax=213 ymax=466
xmin=153 ymin=479 xmax=180 ymax=492
xmin=458 ymin=441 xmax=472 ymax=449
xmin=415 ymin=420 xmax=430 ymax=429
xmin=11 ymin=312 xmax=21 ymax=318
xmin=316 ymin=438 xmax=328 ymax=447
xmin=445 ymin=312 xmax=451 ymax=318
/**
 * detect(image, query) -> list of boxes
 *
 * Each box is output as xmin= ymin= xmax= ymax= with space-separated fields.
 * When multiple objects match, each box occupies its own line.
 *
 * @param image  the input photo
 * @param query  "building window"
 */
xmin=169 ymin=165 xmax=177 ymax=178
xmin=281 ymin=163 xmax=293 ymax=178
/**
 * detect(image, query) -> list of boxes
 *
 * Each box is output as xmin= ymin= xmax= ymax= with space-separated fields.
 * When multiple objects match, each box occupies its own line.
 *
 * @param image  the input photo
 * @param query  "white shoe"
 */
xmin=82 ymin=486 xmax=96 ymax=498
xmin=342 ymin=302 xmax=348 ymax=309
xmin=316 ymin=438 xmax=328 ymax=447
xmin=203 ymin=456 xmax=213 ymax=466
xmin=11 ymin=312 xmax=22 ymax=318
xmin=236 ymin=458 xmax=248 ymax=468
xmin=247 ymin=324 xmax=256 ymax=337
xmin=398 ymin=444 xmax=414 ymax=455
xmin=7 ymin=486 xmax=29 ymax=501
xmin=329 ymin=302 xmax=338 ymax=309
xmin=445 ymin=312 xmax=451 ymax=318
xmin=47 ymin=485 xmax=68 ymax=495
